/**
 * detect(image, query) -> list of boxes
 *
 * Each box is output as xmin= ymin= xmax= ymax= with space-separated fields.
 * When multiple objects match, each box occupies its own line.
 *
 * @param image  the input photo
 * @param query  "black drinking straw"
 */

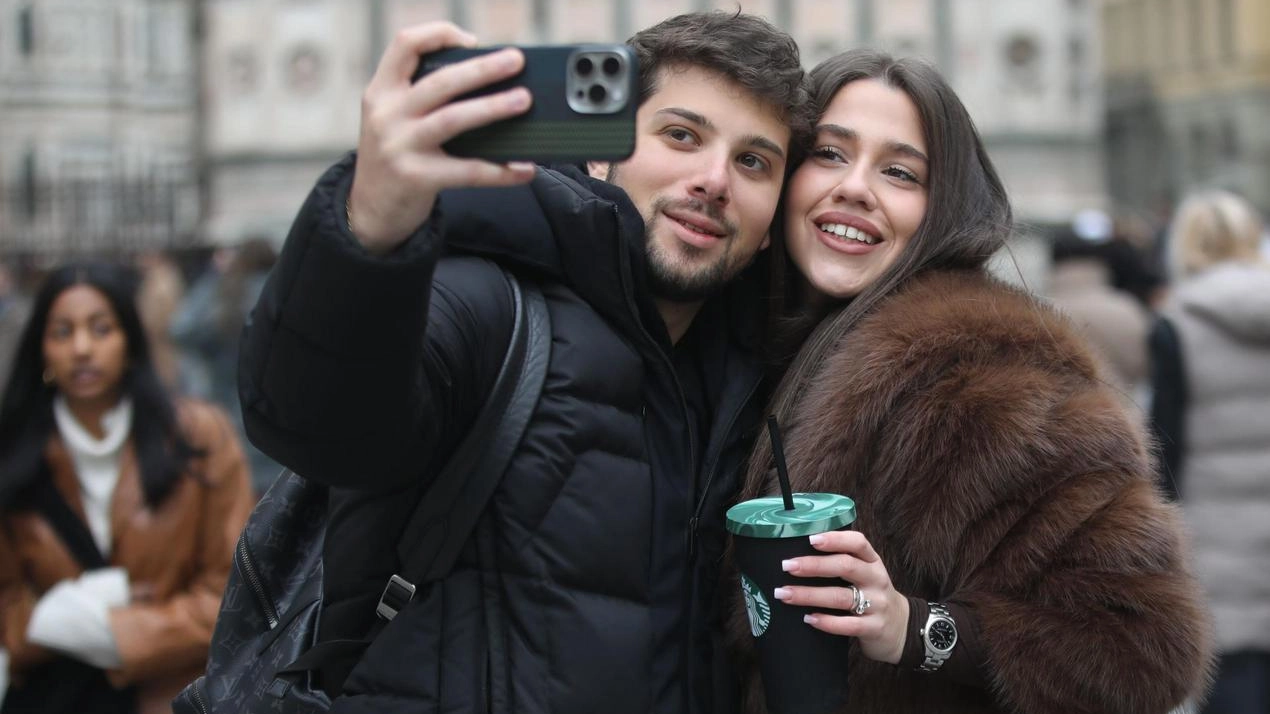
xmin=766 ymin=415 xmax=796 ymax=511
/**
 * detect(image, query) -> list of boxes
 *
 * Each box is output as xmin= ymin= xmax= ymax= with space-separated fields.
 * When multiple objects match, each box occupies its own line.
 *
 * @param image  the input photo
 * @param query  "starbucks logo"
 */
xmin=741 ymin=574 xmax=771 ymax=637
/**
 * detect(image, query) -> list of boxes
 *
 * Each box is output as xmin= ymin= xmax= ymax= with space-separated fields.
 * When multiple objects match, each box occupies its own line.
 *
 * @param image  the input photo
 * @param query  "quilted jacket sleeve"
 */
xmin=238 ymin=154 xmax=517 ymax=494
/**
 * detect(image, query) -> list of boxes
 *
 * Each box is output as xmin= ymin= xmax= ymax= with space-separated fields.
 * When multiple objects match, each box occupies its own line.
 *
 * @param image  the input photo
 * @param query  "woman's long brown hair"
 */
xmin=747 ymin=50 xmax=1013 ymax=487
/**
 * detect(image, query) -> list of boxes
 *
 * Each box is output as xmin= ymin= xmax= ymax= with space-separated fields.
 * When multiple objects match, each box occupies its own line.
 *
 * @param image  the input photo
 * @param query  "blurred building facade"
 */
xmin=0 ymin=0 xmax=201 ymax=257
xmin=202 ymin=0 xmax=1104 ymax=256
xmin=1103 ymin=0 xmax=1270 ymax=218
xmin=3 ymin=0 xmax=1108 ymax=264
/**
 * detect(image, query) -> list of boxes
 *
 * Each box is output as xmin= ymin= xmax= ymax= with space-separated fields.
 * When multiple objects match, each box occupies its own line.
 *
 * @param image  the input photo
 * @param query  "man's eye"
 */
xmin=738 ymin=154 xmax=769 ymax=172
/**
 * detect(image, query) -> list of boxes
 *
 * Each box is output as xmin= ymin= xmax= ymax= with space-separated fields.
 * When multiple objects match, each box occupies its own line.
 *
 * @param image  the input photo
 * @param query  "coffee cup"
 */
xmin=727 ymin=492 xmax=857 ymax=714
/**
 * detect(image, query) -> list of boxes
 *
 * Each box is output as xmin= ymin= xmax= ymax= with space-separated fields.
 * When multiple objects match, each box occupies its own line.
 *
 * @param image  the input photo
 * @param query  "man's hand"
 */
xmin=348 ymin=22 xmax=537 ymax=254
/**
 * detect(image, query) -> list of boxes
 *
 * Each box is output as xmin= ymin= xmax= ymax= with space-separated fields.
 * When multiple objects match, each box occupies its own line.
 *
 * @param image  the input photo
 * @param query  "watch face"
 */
xmin=928 ymin=619 xmax=957 ymax=651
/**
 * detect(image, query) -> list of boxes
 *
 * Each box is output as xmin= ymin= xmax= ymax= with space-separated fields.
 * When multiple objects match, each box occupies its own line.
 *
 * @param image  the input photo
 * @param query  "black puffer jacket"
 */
xmin=239 ymin=156 xmax=766 ymax=714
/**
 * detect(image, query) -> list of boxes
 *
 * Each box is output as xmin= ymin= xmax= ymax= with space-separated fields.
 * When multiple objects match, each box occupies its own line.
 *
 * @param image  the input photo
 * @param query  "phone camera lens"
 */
xmin=588 ymin=84 xmax=607 ymax=104
xmin=576 ymin=57 xmax=594 ymax=75
xmin=602 ymin=57 xmax=621 ymax=76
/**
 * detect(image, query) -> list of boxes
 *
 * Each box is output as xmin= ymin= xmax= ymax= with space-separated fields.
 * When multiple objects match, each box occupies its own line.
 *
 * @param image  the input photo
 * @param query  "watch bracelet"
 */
xmin=918 ymin=601 xmax=956 ymax=673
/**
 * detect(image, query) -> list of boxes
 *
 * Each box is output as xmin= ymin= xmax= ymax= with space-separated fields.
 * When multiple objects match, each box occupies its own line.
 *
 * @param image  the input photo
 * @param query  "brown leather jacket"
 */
xmin=0 ymin=399 xmax=254 ymax=714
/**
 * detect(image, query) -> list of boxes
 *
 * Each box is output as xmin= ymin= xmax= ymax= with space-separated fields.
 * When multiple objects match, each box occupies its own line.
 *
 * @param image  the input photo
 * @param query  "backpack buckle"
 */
xmin=376 ymin=574 xmax=417 ymax=621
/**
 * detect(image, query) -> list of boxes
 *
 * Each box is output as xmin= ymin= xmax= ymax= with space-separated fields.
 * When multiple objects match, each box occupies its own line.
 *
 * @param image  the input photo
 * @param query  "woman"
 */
xmin=730 ymin=50 xmax=1214 ymax=714
xmin=0 ymin=262 xmax=254 ymax=714
xmin=1151 ymin=190 xmax=1270 ymax=714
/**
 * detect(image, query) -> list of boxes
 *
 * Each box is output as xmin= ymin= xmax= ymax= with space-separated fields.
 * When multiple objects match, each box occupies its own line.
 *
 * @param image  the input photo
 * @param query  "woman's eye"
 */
xmin=885 ymin=165 xmax=920 ymax=184
xmin=665 ymin=127 xmax=696 ymax=144
xmin=811 ymin=146 xmax=845 ymax=162
xmin=91 ymin=322 xmax=114 ymax=337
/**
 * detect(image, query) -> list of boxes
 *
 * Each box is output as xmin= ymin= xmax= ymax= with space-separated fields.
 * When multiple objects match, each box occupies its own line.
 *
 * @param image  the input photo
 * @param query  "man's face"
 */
xmin=598 ymin=66 xmax=790 ymax=302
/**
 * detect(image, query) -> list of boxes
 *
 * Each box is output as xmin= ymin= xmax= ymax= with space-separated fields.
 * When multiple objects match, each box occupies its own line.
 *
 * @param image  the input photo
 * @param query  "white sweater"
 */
xmin=24 ymin=396 xmax=133 ymax=669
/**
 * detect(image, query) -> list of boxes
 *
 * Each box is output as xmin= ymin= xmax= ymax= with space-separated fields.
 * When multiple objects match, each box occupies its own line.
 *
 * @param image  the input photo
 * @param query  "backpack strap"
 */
xmin=283 ymin=266 xmax=551 ymax=694
xmin=375 ymin=266 xmax=551 ymax=621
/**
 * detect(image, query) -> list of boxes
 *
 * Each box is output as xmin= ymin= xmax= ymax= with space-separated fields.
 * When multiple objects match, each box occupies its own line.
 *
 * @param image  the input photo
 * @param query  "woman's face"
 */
xmin=784 ymin=78 xmax=929 ymax=300
xmin=42 ymin=284 xmax=129 ymax=409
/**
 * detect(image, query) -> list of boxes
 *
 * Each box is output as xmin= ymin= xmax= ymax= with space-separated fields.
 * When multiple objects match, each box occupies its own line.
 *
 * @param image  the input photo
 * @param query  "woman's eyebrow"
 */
xmin=816 ymin=123 xmax=928 ymax=163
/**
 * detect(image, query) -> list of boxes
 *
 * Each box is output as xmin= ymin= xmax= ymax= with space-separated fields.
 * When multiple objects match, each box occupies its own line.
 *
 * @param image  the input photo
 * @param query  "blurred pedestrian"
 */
xmin=0 ymin=261 xmax=32 ymax=395
xmin=1151 ymin=189 xmax=1270 ymax=714
xmin=1047 ymin=211 xmax=1154 ymax=412
xmin=134 ymin=251 xmax=200 ymax=395
xmin=0 ymin=261 xmax=254 ymax=714
xmin=171 ymin=238 xmax=280 ymax=493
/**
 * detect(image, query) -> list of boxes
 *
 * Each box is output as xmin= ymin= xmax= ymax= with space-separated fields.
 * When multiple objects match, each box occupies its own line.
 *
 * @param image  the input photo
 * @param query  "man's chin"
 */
xmin=647 ymin=257 xmax=732 ymax=303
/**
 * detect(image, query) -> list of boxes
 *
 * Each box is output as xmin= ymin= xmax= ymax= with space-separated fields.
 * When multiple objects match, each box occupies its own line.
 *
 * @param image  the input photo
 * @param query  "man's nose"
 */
xmin=690 ymin=152 xmax=731 ymax=206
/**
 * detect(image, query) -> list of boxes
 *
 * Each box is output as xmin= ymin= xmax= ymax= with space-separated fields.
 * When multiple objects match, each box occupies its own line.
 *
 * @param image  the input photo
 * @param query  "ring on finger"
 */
xmin=851 ymin=585 xmax=871 ymax=616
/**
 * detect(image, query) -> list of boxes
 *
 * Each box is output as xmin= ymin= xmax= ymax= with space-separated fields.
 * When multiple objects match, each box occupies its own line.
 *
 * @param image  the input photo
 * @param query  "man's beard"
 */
xmin=608 ymin=164 xmax=741 ymax=303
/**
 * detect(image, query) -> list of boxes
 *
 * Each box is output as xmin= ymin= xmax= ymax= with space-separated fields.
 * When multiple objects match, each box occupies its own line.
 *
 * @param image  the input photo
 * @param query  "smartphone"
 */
xmin=412 ymin=45 xmax=638 ymax=163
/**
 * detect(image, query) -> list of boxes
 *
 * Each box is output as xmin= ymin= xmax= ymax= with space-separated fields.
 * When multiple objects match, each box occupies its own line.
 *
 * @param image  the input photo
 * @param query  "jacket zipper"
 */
xmin=190 ymin=678 xmax=211 ymax=714
xmin=236 ymin=534 xmax=279 ymax=629
xmin=609 ymin=206 xmax=699 ymax=503
xmin=689 ymin=374 xmax=763 ymax=554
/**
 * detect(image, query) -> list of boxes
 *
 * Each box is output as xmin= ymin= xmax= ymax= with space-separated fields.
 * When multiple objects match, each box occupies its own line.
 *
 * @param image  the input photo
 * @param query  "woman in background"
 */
xmin=1152 ymin=190 xmax=1270 ymax=714
xmin=730 ymin=49 xmax=1214 ymax=714
xmin=0 ymin=262 xmax=253 ymax=714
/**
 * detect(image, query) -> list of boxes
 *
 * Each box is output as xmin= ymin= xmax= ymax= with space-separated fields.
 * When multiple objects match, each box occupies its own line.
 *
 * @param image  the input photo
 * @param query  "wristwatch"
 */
xmin=918 ymin=602 xmax=958 ymax=672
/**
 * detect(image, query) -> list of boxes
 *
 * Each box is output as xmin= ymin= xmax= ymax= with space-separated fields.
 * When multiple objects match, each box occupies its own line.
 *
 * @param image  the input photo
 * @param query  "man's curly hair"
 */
xmin=628 ymin=11 xmax=815 ymax=160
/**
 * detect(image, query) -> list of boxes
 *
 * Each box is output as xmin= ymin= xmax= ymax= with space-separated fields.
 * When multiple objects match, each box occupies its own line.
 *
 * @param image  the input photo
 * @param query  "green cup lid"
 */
xmin=726 ymin=493 xmax=857 ymax=538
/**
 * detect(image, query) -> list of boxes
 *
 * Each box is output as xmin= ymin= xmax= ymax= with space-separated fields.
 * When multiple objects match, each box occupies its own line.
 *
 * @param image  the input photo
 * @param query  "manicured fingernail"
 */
xmin=773 ymin=587 xmax=792 ymax=601
xmin=781 ymin=559 xmax=798 ymax=572
xmin=804 ymin=614 xmax=818 ymax=625
xmin=506 ymin=161 xmax=535 ymax=172
xmin=809 ymin=534 xmax=825 ymax=546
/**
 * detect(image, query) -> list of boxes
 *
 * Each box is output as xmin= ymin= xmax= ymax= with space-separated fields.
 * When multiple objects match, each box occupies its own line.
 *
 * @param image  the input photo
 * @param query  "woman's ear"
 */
xmin=586 ymin=161 xmax=610 ymax=180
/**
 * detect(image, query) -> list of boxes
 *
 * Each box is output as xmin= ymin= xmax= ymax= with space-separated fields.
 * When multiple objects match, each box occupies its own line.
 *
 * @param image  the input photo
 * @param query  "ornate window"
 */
xmin=284 ymin=43 xmax=326 ymax=94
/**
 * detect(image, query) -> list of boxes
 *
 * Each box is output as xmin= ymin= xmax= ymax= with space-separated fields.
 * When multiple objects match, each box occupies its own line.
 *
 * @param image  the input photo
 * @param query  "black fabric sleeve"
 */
xmin=238 ymin=153 xmax=515 ymax=494
xmin=1147 ymin=315 xmax=1187 ymax=501
xmin=898 ymin=597 xmax=988 ymax=688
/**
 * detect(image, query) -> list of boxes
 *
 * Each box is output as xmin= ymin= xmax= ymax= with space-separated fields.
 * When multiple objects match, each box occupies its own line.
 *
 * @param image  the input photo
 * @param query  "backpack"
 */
xmin=173 ymin=267 xmax=550 ymax=714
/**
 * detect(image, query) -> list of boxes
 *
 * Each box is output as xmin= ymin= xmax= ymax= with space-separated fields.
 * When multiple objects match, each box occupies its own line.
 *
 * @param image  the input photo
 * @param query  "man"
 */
xmin=239 ymin=12 xmax=810 ymax=714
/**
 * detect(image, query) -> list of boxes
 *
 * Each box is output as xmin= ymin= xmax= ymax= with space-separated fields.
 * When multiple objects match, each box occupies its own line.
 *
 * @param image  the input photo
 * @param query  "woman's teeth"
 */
xmin=818 ymin=223 xmax=879 ymax=245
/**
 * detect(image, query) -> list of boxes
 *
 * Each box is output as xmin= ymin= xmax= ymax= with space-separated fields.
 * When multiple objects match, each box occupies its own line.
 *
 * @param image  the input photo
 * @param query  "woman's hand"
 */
xmin=773 ymin=530 xmax=909 ymax=664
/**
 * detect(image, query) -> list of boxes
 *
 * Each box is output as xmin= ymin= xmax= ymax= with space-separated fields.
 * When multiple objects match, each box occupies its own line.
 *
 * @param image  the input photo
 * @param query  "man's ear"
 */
xmin=586 ymin=161 xmax=610 ymax=180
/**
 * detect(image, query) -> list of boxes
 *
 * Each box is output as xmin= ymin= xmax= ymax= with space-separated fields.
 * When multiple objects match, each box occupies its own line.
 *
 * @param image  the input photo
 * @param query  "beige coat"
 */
xmin=0 ymin=399 xmax=254 ymax=714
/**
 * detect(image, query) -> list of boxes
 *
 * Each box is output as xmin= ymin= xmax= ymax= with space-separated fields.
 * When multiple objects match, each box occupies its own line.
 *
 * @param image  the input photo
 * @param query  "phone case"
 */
xmin=413 ymin=46 xmax=638 ymax=163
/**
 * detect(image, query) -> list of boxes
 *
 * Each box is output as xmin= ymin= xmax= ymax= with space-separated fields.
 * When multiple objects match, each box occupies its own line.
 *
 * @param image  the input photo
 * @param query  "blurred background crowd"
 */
xmin=1 ymin=0 xmax=1269 ymax=709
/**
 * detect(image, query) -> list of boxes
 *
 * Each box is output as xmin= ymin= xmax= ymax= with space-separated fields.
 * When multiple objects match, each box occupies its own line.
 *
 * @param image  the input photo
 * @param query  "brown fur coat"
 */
xmin=731 ymin=269 xmax=1214 ymax=714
